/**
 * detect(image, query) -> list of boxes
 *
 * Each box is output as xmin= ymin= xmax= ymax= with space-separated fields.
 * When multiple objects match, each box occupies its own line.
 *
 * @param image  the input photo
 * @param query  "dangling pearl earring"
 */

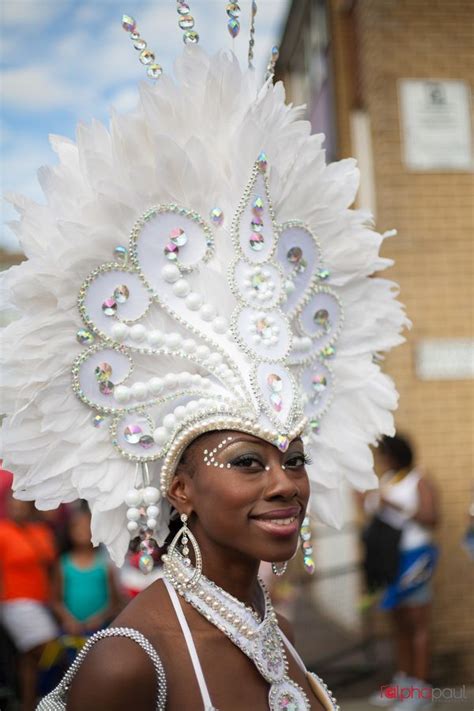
xmin=167 ymin=513 xmax=202 ymax=588
xmin=300 ymin=515 xmax=315 ymax=574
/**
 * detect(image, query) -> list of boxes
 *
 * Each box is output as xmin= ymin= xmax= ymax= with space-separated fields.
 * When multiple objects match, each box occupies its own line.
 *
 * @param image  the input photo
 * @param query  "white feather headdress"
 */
xmin=0 ymin=47 xmax=407 ymax=565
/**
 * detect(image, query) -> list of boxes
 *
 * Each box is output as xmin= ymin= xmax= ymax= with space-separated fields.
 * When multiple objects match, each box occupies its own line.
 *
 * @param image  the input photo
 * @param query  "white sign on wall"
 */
xmin=416 ymin=339 xmax=474 ymax=380
xmin=398 ymin=79 xmax=473 ymax=171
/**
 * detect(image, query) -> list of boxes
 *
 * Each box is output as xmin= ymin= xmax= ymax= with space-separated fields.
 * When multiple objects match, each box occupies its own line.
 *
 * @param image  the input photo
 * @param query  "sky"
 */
xmin=0 ymin=0 xmax=291 ymax=252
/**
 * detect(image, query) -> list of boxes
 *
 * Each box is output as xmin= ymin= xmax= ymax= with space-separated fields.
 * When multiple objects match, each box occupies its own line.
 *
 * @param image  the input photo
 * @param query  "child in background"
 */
xmin=51 ymin=504 xmax=122 ymax=636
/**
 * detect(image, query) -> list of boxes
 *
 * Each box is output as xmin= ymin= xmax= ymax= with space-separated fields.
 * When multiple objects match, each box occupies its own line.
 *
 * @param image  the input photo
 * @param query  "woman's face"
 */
xmin=169 ymin=430 xmax=310 ymax=566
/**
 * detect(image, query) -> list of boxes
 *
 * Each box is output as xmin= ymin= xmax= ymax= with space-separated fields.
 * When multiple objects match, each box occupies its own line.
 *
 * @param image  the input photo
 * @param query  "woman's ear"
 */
xmin=167 ymin=471 xmax=192 ymax=514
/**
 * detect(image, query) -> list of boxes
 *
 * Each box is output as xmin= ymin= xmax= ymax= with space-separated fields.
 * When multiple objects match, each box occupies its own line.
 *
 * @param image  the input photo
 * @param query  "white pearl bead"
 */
xmin=111 ymin=322 xmax=128 ymax=341
xmin=164 ymin=373 xmax=177 ymax=388
xmin=149 ymin=377 xmax=163 ymax=395
xmin=131 ymin=382 xmax=148 ymax=400
xmin=173 ymin=279 xmax=190 ymax=297
xmin=147 ymin=518 xmax=157 ymax=530
xmin=177 ymin=372 xmax=191 ymax=385
xmin=148 ymin=330 xmax=163 ymax=346
xmin=212 ymin=317 xmax=228 ymax=334
xmin=185 ymin=292 xmax=202 ymax=310
xmin=301 ymin=336 xmax=312 ymax=351
xmin=200 ymin=304 xmax=216 ymax=321
xmin=153 ymin=427 xmax=168 ymax=445
xmin=114 ymin=385 xmax=130 ymax=404
xmin=146 ymin=505 xmax=159 ymax=518
xmin=143 ymin=486 xmax=160 ymax=505
xmin=166 ymin=332 xmax=181 ymax=350
xmin=162 ymin=264 xmax=181 ymax=283
xmin=186 ymin=400 xmax=199 ymax=413
xmin=127 ymin=520 xmax=139 ymax=533
xmin=126 ymin=507 xmax=141 ymax=521
xmin=207 ymin=352 xmax=222 ymax=366
xmin=174 ymin=405 xmax=187 ymax=419
xmin=130 ymin=324 xmax=147 ymax=342
xmin=125 ymin=489 xmax=142 ymax=507
xmin=196 ymin=345 xmax=210 ymax=359
xmin=182 ymin=338 xmax=196 ymax=353
xmin=163 ymin=413 xmax=176 ymax=429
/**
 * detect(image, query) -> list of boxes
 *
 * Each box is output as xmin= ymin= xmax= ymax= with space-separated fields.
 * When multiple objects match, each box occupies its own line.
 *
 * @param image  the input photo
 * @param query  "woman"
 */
xmin=0 ymin=11 xmax=408 ymax=711
xmin=0 ymin=494 xmax=58 ymax=711
xmin=367 ymin=435 xmax=439 ymax=709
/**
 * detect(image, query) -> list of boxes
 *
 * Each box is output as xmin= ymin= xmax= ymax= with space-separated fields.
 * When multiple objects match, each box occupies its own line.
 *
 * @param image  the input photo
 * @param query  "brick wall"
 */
xmin=331 ymin=0 xmax=474 ymax=682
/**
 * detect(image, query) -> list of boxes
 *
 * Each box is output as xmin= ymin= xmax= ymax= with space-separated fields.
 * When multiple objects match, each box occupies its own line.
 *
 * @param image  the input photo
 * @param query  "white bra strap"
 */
xmin=163 ymin=578 xmax=214 ymax=710
xmin=279 ymin=629 xmax=307 ymax=674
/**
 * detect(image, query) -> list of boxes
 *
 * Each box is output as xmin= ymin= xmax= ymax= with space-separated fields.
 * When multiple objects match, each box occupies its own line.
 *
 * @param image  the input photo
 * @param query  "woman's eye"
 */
xmin=230 ymin=455 xmax=263 ymax=469
xmin=285 ymin=453 xmax=311 ymax=468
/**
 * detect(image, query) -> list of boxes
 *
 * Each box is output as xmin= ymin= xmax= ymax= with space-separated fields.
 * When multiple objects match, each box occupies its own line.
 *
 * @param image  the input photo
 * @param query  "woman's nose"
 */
xmin=264 ymin=463 xmax=299 ymax=499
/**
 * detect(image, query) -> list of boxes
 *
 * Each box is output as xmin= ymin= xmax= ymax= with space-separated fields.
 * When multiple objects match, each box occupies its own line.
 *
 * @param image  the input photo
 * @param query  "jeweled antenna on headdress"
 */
xmin=121 ymin=14 xmax=163 ymax=79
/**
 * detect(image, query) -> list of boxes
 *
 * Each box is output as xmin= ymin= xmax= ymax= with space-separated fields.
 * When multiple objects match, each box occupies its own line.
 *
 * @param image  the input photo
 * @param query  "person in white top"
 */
xmin=366 ymin=434 xmax=440 ymax=710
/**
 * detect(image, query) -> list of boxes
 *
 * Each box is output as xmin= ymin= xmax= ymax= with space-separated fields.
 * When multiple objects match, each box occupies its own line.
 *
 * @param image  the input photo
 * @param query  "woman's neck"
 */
xmin=198 ymin=544 xmax=262 ymax=614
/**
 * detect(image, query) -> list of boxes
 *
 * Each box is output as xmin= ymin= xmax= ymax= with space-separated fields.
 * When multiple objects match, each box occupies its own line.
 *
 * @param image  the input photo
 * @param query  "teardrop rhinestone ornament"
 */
xmin=122 ymin=15 xmax=136 ymax=33
xmin=321 ymin=345 xmax=335 ymax=359
xmin=317 ymin=268 xmax=330 ymax=280
xmin=114 ymin=245 xmax=128 ymax=264
xmin=95 ymin=362 xmax=112 ymax=381
xmin=99 ymin=380 xmax=114 ymax=395
xmin=267 ymin=373 xmax=283 ymax=392
xmin=312 ymin=374 xmax=327 ymax=394
xmin=170 ymin=227 xmax=187 ymax=246
xmin=314 ymin=309 xmax=330 ymax=329
xmin=249 ymin=233 xmax=265 ymax=251
xmin=275 ymin=435 xmax=290 ymax=452
xmin=113 ymin=285 xmax=129 ymax=303
xmin=183 ymin=30 xmax=199 ymax=44
xmin=270 ymin=393 xmax=283 ymax=412
xmin=287 ymin=246 xmax=303 ymax=264
xmin=147 ymin=64 xmax=163 ymax=79
xmin=226 ymin=3 xmax=241 ymax=18
xmin=132 ymin=38 xmax=147 ymax=51
xmin=309 ymin=417 xmax=320 ymax=432
xmin=252 ymin=196 xmax=264 ymax=213
xmin=251 ymin=215 xmax=263 ymax=231
xmin=139 ymin=553 xmax=154 ymax=574
xmin=92 ymin=415 xmax=106 ymax=427
xmin=139 ymin=435 xmax=155 ymax=449
xmin=76 ymin=328 xmax=94 ymax=345
xmin=210 ymin=207 xmax=224 ymax=226
xmin=102 ymin=298 xmax=117 ymax=316
xmin=178 ymin=14 xmax=195 ymax=30
xmin=227 ymin=18 xmax=240 ymax=38
xmin=177 ymin=2 xmax=190 ymax=15
xmin=164 ymin=243 xmax=179 ymax=261
xmin=139 ymin=49 xmax=155 ymax=65
xmin=124 ymin=424 xmax=142 ymax=444
xmin=256 ymin=151 xmax=268 ymax=172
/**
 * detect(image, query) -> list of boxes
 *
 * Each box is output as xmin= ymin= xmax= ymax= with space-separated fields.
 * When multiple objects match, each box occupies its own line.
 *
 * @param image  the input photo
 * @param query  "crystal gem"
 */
xmin=92 ymin=415 xmax=106 ymax=427
xmin=303 ymin=556 xmax=315 ymax=574
xmin=178 ymin=14 xmax=194 ymax=30
xmin=276 ymin=435 xmax=290 ymax=452
xmin=76 ymin=328 xmax=94 ymax=345
xmin=314 ymin=308 xmax=329 ymax=328
xmin=322 ymin=345 xmax=335 ymax=358
xmin=132 ymin=37 xmax=147 ymax=51
xmin=251 ymin=272 xmax=268 ymax=291
xmin=270 ymin=392 xmax=283 ymax=412
xmin=226 ymin=3 xmax=241 ymax=18
xmin=252 ymin=196 xmax=264 ymax=213
xmin=295 ymin=258 xmax=307 ymax=274
xmin=102 ymin=298 xmax=117 ymax=316
xmin=124 ymin=424 xmax=143 ymax=444
xmin=249 ymin=233 xmax=265 ymax=251
xmin=257 ymin=151 xmax=268 ymax=172
xmin=114 ymin=245 xmax=128 ymax=264
xmin=95 ymin=362 xmax=112 ymax=381
xmin=271 ymin=46 xmax=280 ymax=62
xmin=183 ymin=557 xmax=191 ymax=567
xmin=251 ymin=215 xmax=263 ymax=231
xmin=170 ymin=227 xmax=187 ymax=246
xmin=139 ymin=553 xmax=154 ymax=574
xmin=227 ymin=18 xmax=240 ymax=38
xmin=164 ymin=242 xmax=179 ymax=261
xmin=113 ymin=285 xmax=129 ymax=303
xmin=147 ymin=64 xmax=163 ymax=79
xmin=287 ymin=246 xmax=303 ymax=264
xmin=210 ymin=207 xmax=224 ymax=226
xmin=312 ymin=374 xmax=327 ymax=394
xmin=99 ymin=380 xmax=114 ymax=395
xmin=301 ymin=530 xmax=311 ymax=542
xmin=122 ymin=14 xmax=136 ymax=33
xmin=252 ymin=1 xmax=257 ymax=16
xmin=302 ymin=540 xmax=312 ymax=550
xmin=267 ymin=373 xmax=283 ymax=392
xmin=140 ymin=538 xmax=157 ymax=554
xmin=139 ymin=49 xmax=155 ymax=65
xmin=309 ymin=417 xmax=320 ymax=432
xmin=183 ymin=30 xmax=199 ymax=44
xmin=177 ymin=2 xmax=190 ymax=15
xmin=317 ymin=268 xmax=330 ymax=280
xmin=139 ymin=434 xmax=154 ymax=449
xmin=255 ymin=317 xmax=272 ymax=338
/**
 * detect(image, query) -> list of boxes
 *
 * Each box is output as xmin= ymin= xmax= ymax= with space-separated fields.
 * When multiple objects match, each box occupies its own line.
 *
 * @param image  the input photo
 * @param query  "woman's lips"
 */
xmin=250 ymin=507 xmax=300 ymax=536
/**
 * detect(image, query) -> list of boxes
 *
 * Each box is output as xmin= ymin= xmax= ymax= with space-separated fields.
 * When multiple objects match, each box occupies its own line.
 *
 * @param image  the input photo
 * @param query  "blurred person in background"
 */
xmin=363 ymin=434 xmax=440 ymax=710
xmin=0 ymin=491 xmax=58 ymax=711
xmin=51 ymin=503 xmax=123 ymax=638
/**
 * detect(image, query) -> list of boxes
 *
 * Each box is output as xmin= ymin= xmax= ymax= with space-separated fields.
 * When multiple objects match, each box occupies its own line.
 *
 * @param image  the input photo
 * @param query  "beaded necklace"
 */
xmin=163 ymin=553 xmax=312 ymax=711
